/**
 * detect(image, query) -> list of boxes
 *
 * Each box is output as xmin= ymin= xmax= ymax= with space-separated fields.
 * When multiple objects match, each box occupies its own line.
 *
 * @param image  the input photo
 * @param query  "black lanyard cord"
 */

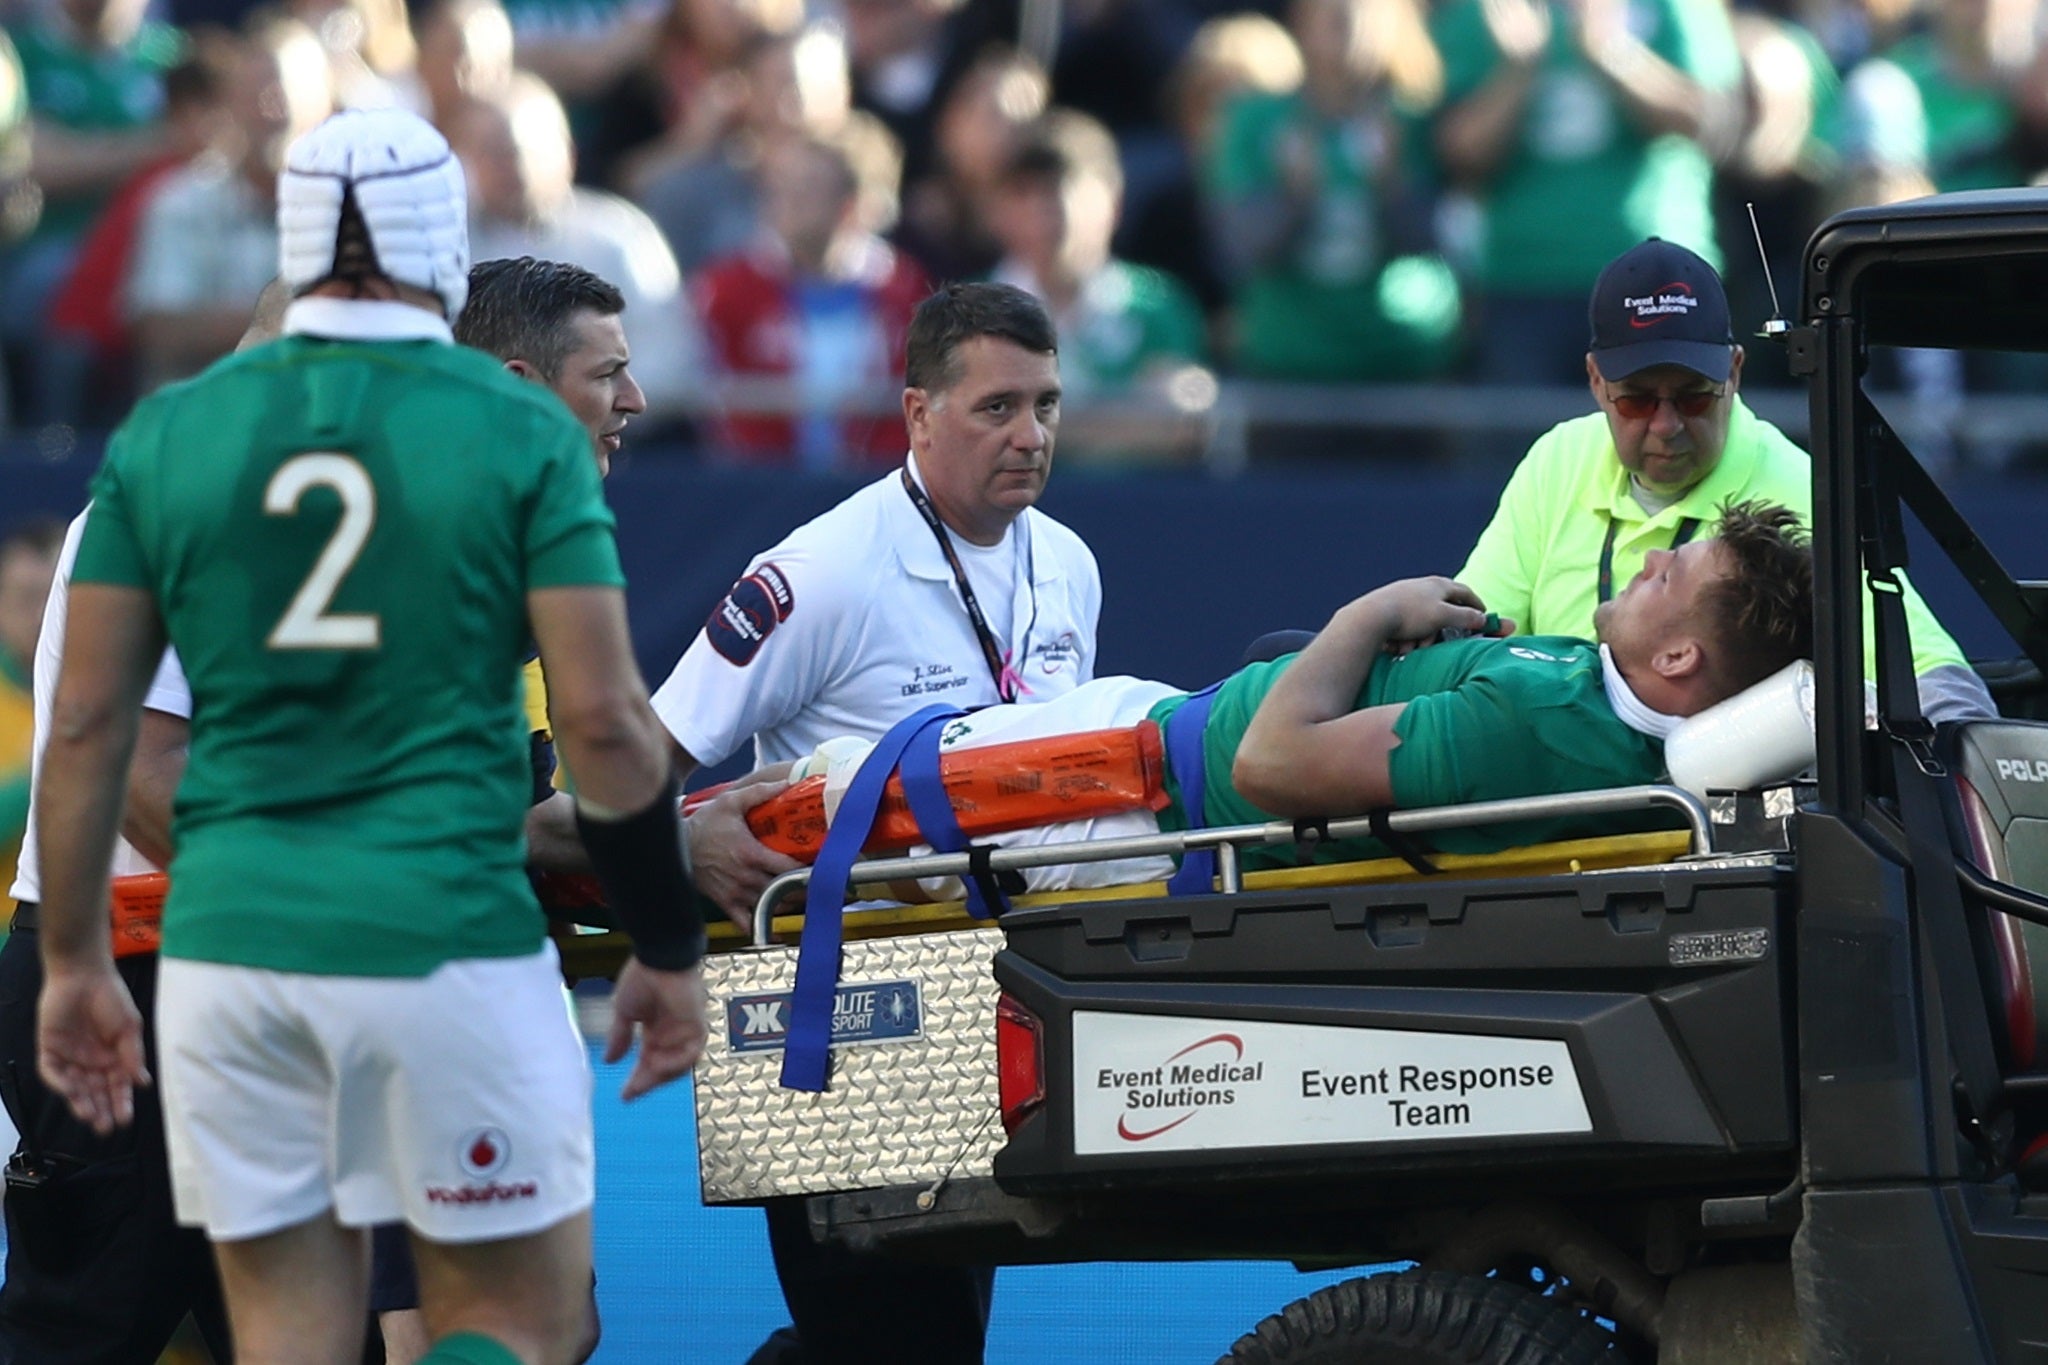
xmin=901 ymin=468 xmax=1033 ymax=702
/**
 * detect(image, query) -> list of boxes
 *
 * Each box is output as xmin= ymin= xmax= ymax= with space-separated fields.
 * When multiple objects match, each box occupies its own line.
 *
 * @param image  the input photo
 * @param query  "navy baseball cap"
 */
xmin=1587 ymin=238 xmax=1735 ymax=382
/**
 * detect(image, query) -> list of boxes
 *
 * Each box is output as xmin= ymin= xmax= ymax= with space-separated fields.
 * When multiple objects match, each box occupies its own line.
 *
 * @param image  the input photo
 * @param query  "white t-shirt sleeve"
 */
xmin=142 ymin=646 xmax=192 ymax=720
xmin=650 ymin=547 xmax=860 ymax=769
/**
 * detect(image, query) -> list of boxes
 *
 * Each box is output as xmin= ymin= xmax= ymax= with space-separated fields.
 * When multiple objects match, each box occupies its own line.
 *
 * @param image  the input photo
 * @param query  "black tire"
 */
xmin=1220 ymin=1268 xmax=1621 ymax=1365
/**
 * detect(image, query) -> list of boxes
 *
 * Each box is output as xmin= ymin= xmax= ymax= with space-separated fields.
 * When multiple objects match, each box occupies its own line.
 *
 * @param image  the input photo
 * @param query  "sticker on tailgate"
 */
xmin=1071 ymin=1012 xmax=1590 ymax=1156
xmin=726 ymin=980 xmax=923 ymax=1053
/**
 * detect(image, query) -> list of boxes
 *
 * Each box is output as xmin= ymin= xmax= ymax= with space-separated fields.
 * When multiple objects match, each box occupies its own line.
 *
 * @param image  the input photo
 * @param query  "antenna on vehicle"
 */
xmin=1748 ymin=201 xmax=1791 ymax=341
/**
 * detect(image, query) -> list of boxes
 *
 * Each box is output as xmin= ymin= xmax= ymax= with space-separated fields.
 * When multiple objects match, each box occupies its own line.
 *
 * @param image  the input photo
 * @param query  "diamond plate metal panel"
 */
xmin=695 ymin=927 xmax=1006 ymax=1203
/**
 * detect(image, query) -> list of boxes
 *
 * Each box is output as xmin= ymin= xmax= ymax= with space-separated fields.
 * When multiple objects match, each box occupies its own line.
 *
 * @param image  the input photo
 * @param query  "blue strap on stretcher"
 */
xmin=1164 ymin=683 xmax=1224 ymax=898
xmin=897 ymin=719 xmax=1007 ymax=920
xmin=780 ymin=704 xmax=960 ymax=1092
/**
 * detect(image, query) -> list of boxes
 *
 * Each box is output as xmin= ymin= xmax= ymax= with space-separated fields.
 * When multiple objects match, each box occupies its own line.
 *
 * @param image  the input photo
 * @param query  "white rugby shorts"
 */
xmin=917 ymin=675 xmax=1186 ymax=894
xmin=156 ymin=943 xmax=593 ymax=1244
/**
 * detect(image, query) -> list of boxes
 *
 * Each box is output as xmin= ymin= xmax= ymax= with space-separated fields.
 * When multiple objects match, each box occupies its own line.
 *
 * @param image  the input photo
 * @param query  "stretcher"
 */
xmin=667 ymin=781 xmax=1765 ymax=1204
xmin=552 ymin=668 xmax=1810 ymax=981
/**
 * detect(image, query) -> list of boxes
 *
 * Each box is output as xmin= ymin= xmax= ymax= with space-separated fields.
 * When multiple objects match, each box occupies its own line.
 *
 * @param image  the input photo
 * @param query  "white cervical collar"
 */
xmin=1601 ymin=644 xmax=1685 ymax=740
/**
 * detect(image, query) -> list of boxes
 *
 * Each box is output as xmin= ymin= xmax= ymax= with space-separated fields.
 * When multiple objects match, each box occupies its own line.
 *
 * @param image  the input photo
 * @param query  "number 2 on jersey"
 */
xmin=265 ymin=453 xmax=380 ymax=650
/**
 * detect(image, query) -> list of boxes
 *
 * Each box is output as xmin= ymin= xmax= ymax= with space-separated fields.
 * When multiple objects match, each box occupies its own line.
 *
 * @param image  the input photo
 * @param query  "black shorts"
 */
xmin=0 ymin=913 xmax=230 ymax=1363
xmin=369 ymin=1222 xmax=418 ymax=1313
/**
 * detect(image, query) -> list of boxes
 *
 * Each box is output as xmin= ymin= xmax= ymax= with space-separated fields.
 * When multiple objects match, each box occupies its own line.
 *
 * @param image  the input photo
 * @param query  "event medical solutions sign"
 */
xmin=1070 ymin=1012 xmax=1591 ymax=1156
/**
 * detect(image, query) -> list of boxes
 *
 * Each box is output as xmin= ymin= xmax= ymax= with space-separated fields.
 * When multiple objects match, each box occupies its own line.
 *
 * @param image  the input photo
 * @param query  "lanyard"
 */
xmin=1597 ymin=514 xmax=1702 ymax=604
xmin=901 ymin=468 xmax=1034 ymax=702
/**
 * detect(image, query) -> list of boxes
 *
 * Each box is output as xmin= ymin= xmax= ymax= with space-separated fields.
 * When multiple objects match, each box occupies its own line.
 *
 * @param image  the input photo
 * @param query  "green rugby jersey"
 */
xmin=73 ymin=327 xmax=622 ymax=976
xmin=1149 ymin=635 xmax=1666 ymax=869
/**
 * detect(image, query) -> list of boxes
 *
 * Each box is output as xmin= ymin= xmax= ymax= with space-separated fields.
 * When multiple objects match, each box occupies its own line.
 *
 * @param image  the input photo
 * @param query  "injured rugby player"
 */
xmin=801 ymin=500 xmax=1814 ymax=896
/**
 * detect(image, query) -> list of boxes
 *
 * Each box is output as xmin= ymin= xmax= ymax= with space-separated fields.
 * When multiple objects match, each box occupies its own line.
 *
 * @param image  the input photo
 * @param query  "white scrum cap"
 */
xmin=277 ymin=108 xmax=471 ymax=319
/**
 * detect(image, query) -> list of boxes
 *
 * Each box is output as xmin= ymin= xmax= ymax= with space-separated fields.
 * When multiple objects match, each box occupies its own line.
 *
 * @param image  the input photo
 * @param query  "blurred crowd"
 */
xmin=3 ymin=0 xmax=2047 ymax=464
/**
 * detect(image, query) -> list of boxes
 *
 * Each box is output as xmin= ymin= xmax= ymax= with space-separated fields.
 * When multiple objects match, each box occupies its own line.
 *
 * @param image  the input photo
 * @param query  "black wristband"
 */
xmin=574 ymin=777 xmax=707 ymax=971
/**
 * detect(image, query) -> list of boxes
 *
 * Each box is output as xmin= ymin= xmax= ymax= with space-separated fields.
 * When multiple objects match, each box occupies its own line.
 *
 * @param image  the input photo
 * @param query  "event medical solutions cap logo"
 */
xmin=1587 ymin=238 xmax=1734 ymax=382
xmin=1625 ymin=283 xmax=1699 ymax=329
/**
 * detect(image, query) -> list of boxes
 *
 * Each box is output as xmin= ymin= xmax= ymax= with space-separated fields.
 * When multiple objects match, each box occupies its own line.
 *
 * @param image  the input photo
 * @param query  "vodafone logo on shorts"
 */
xmin=425 ymin=1126 xmax=538 ymax=1207
xmin=458 ymin=1127 xmax=511 ymax=1178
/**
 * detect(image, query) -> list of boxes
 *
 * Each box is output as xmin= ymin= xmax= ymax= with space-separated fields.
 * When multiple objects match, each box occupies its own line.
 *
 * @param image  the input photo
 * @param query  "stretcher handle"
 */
xmin=109 ymin=872 xmax=167 ymax=958
xmin=746 ymin=784 xmax=1716 ymax=947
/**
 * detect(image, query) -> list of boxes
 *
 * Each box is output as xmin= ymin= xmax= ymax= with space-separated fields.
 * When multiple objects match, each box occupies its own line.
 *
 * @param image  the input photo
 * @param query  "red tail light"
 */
xmin=996 ymin=992 xmax=1045 ymax=1134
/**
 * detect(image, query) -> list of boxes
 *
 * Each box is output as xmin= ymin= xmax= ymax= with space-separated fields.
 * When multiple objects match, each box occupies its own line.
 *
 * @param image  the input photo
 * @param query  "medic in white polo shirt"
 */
xmin=649 ymin=281 xmax=1101 ymax=1365
xmin=656 ymin=281 xmax=1102 ymax=874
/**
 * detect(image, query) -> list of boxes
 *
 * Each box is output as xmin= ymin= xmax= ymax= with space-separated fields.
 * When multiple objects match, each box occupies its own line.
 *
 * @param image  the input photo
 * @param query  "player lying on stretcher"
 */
xmin=737 ymin=501 xmax=1815 ymax=897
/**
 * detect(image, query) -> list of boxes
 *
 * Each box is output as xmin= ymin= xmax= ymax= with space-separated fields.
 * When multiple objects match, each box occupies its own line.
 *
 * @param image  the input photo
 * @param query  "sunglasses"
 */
xmin=1606 ymin=387 xmax=1723 ymax=420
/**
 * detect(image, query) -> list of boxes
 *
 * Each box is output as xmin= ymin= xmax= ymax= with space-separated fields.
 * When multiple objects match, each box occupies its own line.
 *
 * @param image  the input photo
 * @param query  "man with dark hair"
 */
xmin=900 ymin=277 xmax=1060 ymax=393
xmin=450 ymin=254 xmax=647 ymax=905
xmin=457 ymin=256 xmax=622 ymax=368
xmin=455 ymin=256 xmax=645 ymax=474
xmin=655 ymin=279 xmax=1094 ymax=820
xmin=455 ymin=253 xmax=772 ymax=904
xmin=1680 ymin=502 xmax=1814 ymax=699
xmin=651 ymin=279 xmax=1101 ymax=1364
xmin=871 ymin=499 xmax=1815 ymax=895
xmin=33 ymin=108 xmax=707 ymax=1365
xmin=344 ymin=254 xmax=655 ymax=1365
xmin=455 ymin=73 xmax=701 ymax=428
xmin=452 ymin=254 xmax=645 ymax=880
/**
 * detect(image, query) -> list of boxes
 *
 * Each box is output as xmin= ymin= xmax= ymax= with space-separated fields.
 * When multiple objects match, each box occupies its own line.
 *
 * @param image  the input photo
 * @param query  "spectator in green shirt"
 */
xmin=1201 ymin=0 xmax=1461 ymax=382
xmin=1433 ymin=0 xmax=1739 ymax=384
xmin=1848 ymin=0 xmax=2035 ymax=193
xmin=2 ymin=0 xmax=182 ymax=422
xmin=1456 ymin=237 xmax=1994 ymax=723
